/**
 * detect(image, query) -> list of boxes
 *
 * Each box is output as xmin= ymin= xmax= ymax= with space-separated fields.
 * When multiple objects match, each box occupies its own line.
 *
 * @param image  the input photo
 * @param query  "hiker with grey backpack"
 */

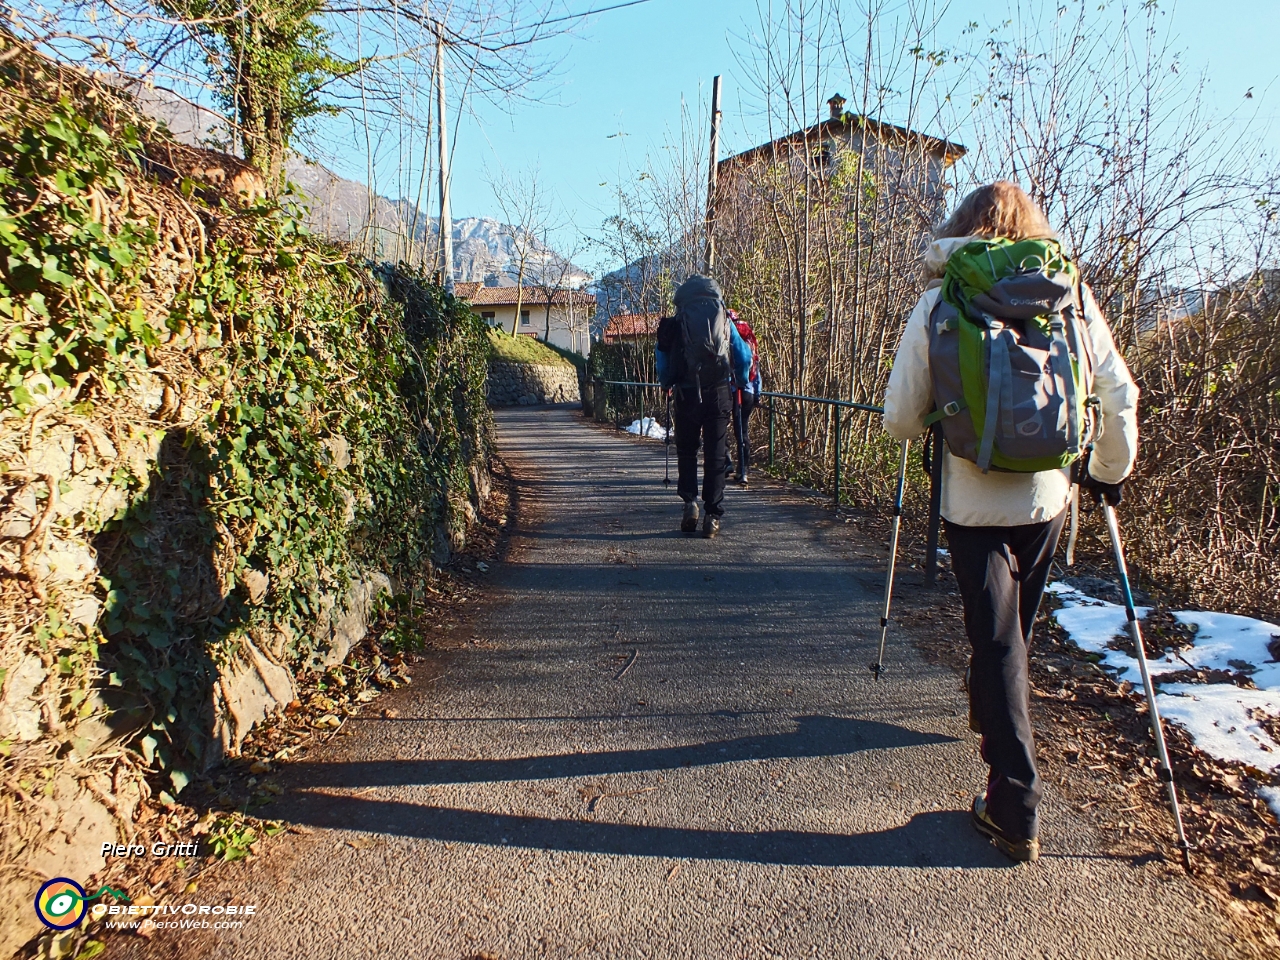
xmin=656 ymin=275 xmax=753 ymax=538
xmin=883 ymin=182 xmax=1139 ymax=863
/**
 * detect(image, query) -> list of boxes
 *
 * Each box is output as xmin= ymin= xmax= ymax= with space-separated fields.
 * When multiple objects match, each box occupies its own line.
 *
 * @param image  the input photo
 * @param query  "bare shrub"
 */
xmin=1125 ymin=262 xmax=1280 ymax=616
xmin=963 ymin=2 xmax=1280 ymax=616
xmin=681 ymin=0 xmax=1279 ymax=616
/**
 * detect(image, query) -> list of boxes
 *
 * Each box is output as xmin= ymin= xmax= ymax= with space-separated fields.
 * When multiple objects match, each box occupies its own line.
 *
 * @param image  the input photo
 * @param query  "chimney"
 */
xmin=827 ymin=93 xmax=846 ymax=120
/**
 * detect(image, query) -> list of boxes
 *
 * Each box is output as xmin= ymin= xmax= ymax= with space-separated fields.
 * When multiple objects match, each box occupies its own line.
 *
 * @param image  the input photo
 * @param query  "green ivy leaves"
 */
xmin=4 ymin=94 xmax=491 ymax=794
xmin=0 ymin=100 xmax=157 ymax=408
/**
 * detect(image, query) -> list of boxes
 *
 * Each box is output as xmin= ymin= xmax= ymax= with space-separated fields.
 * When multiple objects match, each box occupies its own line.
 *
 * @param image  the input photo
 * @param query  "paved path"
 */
xmin=137 ymin=405 xmax=1245 ymax=959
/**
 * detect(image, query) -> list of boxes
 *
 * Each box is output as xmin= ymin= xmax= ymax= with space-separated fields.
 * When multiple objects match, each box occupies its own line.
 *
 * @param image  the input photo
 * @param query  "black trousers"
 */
xmin=945 ymin=510 xmax=1066 ymax=842
xmin=674 ymin=380 xmax=731 ymax=516
xmin=726 ymin=390 xmax=759 ymax=475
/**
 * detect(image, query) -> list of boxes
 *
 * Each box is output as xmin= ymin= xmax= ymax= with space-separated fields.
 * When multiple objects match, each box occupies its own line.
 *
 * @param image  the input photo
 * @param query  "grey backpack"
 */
xmin=672 ymin=275 xmax=731 ymax=389
xmin=925 ymin=238 xmax=1099 ymax=473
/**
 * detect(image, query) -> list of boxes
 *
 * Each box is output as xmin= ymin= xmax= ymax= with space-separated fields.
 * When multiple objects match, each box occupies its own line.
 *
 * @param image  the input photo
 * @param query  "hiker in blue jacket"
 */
xmin=723 ymin=310 xmax=763 ymax=486
xmin=656 ymin=275 xmax=752 ymax=538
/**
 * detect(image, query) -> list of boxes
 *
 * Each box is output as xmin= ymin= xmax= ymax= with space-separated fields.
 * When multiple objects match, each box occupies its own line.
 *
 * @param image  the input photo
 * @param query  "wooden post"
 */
xmin=436 ymin=32 xmax=455 ymax=295
xmin=704 ymin=75 xmax=723 ymax=274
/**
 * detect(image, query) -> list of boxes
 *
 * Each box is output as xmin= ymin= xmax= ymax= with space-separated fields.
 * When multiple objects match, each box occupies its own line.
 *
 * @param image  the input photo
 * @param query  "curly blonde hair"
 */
xmin=935 ymin=181 xmax=1057 ymax=242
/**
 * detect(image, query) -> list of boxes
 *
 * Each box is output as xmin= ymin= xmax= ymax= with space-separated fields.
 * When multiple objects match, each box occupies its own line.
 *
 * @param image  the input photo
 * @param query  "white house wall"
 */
xmin=475 ymin=303 xmax=592 ymax=355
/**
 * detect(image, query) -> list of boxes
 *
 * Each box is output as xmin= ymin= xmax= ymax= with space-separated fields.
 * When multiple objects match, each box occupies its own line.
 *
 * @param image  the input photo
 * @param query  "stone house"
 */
xmin=602 ymin=312 xmax=662 ymax=343
xmin=714 ymin=93 xmax=966 ymax=218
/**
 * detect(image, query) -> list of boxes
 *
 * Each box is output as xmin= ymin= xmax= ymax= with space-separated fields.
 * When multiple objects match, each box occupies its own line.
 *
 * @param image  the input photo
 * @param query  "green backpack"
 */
xmin=925 ymin=238 xmax=1098 ymax=473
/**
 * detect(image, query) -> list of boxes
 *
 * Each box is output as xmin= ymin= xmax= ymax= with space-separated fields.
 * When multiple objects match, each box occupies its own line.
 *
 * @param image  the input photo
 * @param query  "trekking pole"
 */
xmin=923 ymin=422 xmax=943 ymax=585
xmin=1101 ymin=500 xmax=1193 ymax=872
xmin=663 ymin=389 xmax=672 ymax=486
xmin=872 ymin=439 xmax=910 ymax=681
xmin=734 ymin=389 xmax=746 ymax=478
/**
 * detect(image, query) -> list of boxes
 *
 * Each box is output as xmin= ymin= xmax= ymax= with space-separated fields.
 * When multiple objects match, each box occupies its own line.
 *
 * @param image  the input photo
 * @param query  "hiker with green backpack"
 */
xmin=883 ymin=181 xmax=1138 ymax=862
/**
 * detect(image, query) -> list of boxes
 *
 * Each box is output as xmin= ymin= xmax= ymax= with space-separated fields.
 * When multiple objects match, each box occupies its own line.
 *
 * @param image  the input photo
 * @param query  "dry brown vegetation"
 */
xmin=696 ymin=0 xmax=1280 ymax=619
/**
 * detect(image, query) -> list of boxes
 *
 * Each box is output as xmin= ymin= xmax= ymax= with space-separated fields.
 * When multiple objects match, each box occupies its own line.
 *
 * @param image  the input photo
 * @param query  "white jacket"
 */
xmin=883 ymin=237 xmax=1139 ymax=528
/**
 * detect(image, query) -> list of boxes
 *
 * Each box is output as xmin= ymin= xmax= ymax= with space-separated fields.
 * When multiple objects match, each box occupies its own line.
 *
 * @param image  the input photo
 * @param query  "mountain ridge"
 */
xmin=125 ymin=81 xmax=590 ymax=285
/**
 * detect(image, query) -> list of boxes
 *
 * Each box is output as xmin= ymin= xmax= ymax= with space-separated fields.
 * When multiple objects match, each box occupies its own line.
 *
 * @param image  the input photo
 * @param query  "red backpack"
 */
xmin=734 ymin=319 xmax=760 ymax=385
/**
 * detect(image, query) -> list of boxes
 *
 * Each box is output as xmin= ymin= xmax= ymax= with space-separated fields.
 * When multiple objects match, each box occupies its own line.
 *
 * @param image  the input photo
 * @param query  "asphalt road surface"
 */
xmin=133 ymin=405 xmax=1247 ymax=959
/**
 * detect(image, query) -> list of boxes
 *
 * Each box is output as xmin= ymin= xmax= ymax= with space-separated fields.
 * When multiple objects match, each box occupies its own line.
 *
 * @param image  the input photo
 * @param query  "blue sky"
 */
xmin=321 ymin=0 xmax=1278 ymax=264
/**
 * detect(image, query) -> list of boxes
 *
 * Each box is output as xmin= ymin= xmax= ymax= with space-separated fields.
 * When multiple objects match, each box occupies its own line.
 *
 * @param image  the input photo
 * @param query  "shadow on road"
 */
xmin=279 ymin=797 xmax=1009 ymax=869
xmin=285 ymin=715 xmax=958 ymax=788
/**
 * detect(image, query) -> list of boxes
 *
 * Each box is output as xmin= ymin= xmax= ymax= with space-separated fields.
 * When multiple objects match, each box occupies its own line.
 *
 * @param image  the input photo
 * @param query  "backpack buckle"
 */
xmin=923 ymin=400 xmax=966 ymax=427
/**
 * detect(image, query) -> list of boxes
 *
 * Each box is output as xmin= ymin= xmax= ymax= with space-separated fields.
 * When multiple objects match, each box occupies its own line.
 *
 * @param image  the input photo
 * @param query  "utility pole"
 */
xmin=704 ymin=75 xmax=722 ymax=275
xmin=436 ymin=31 xmax=455 ymax=294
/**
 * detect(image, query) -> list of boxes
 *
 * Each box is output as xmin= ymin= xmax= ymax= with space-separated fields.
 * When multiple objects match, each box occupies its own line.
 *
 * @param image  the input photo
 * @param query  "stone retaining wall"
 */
xmin=487 ymin=360 xmax=580 ymax=406
xmin=0 ymin=407 xmax=459 ymax=955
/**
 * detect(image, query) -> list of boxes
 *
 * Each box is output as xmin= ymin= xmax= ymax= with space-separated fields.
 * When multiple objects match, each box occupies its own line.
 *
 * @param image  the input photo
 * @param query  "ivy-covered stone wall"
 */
xmin=0 ymin=38 xmax=491 ymax=954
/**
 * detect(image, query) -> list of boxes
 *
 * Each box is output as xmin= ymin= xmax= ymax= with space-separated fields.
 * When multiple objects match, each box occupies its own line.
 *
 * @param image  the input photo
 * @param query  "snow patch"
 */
xmin=1048 ymin=580 xmax=1280 ymax=784
xmin=626 ymin=418 xmax=669 ymax=441
xmin=1155 ymin=684 xmax=1280 ymax=772
xmin=1045 ymin=582 xmax=1157 ymax=683
xmin=1169 ymin=611 xmax=1280 ymax=691
xmin=1259 ymin=786 xmax=1280 ymax=823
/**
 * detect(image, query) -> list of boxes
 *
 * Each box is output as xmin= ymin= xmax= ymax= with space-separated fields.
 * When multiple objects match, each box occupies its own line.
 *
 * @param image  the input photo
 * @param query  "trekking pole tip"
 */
xmin=870 ymin=662 xmax=882 ymax=681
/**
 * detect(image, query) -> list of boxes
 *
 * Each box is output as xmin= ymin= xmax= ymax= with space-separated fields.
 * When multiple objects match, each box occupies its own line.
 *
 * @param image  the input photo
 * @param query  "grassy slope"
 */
xmin=486 ymin=328 xmax=577 ymax=368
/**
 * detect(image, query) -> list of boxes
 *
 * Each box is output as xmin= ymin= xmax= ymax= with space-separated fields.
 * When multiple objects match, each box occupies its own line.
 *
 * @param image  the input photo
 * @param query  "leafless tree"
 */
xmin=590 ymin=98 xmax=707 ymax=321
xmin=528 ymin=228 xmax=588 ymax=346
xmin=712 ymin=0 xmax=960 ymax=490
xmin=3 ymin=0 xmax=652 ymax=207
xmin=610 ymin=0 xmax=1277 ymax=614
xmin=487 ymin=164 xmax=554 ymax=334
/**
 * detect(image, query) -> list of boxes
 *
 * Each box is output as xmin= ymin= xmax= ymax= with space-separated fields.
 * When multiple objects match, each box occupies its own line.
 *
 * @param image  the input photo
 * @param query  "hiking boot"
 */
xmin=971 ymin=795 xmax=1039 ymax=863
xmin=702 ymin=514 xmax=720 ymax=538
xmin=681 ymin=500 xmax=700 ymax=534
xmin=735 ymin=472 xmax=748 ymax=487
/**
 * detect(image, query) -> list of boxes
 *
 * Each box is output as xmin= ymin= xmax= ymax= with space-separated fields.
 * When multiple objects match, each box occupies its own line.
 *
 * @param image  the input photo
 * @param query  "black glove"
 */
xmin=1077 ymin=470 xmax=1124 ymax=506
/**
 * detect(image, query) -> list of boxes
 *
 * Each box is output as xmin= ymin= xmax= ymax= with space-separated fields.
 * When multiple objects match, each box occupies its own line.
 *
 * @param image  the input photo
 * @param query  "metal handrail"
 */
xmin=599 ymin=382 xmax=885 ymax=414
xmin=598 ymin=380 xmax=665 ymax=436
xmin=759 ymin=391 xmax=883 ymax=507
xmin=595 ymin=379 xmax=885 ymax=509
xmin=592 ymin=376 xmax=941 ymax=588
xmin=759 ymin=390 xmax=883 ymax=416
